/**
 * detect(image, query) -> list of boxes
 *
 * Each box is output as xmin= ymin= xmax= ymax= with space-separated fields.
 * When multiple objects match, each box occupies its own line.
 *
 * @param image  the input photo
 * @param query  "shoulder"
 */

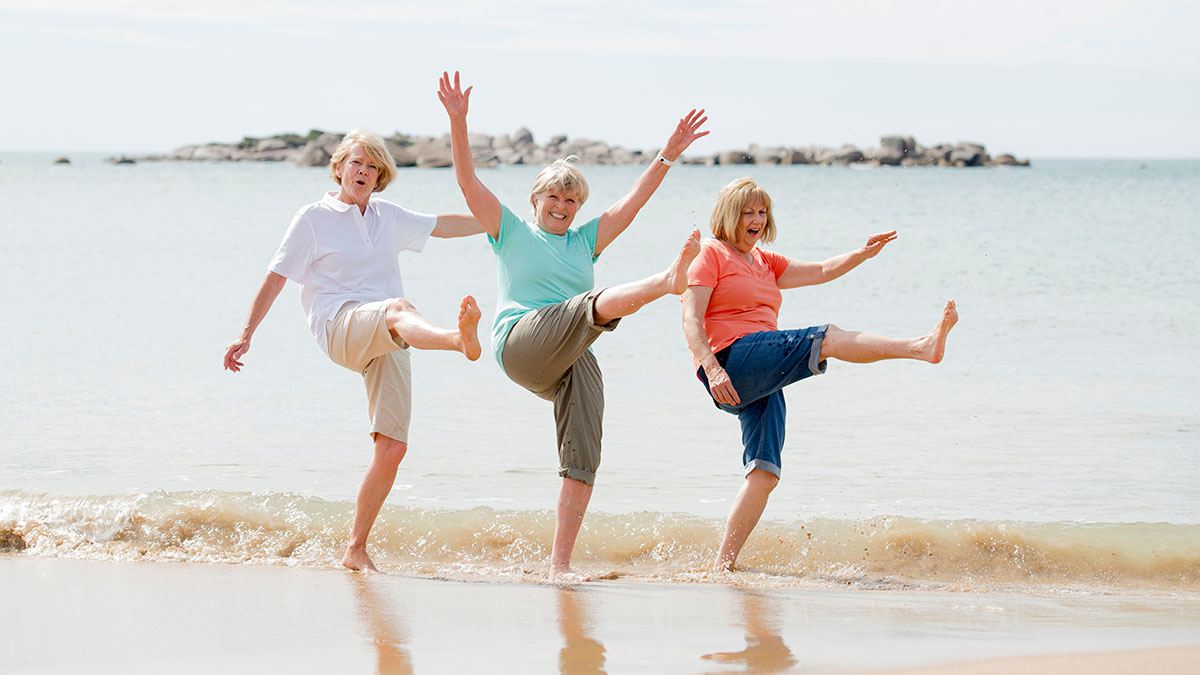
xmin=756 ymin=247 xmax=790 ymax=265
xmin=374 ymin=198 xmax=430 ymax=222
xmin=697 ymin=238 xmax=728 ymax=264
xmin=756 ymin=247 xmax=788 ymax=265
xmin=491 ymin=203 xmax=530 ymax=248
xmin=755 ymin=247 xmax=791 ymax=276
xmin=283 ymin=201 xmax=323 ymax=237
xmin=688 ymin=238 xmax=725 ymax=285
xmin=293 ymin=200 xmax=324 ymax=220
xmin=499 ymin=203 xmax=523 ymax=224
xmin=498 ymin=203 xmax=534 ymax=234
xmin=574 ymin=215 xmax=601 ymax=237
xmin=568 ymin=216 xmax=602 ymax=249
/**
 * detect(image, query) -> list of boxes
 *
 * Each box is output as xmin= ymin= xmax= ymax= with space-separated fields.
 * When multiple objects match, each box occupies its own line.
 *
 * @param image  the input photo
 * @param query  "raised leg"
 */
xmin=385 ymin=295 xmax=481 ymax=361
xmin=714 ymin=469 xmax=779 ymax=571
xmin=342 ymin=433 xmax=407 ymax=572
xmin=592 ymin=230 xmax=700 ymax=324
xmin=820 ymin=300 xmax=957 ymax=364
xmin=551 ymin=477 xmax=594 ymax=583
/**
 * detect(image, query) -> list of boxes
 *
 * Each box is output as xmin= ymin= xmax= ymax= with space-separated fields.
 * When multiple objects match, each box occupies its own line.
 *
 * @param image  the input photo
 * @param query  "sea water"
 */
xmin=1 ymin=153 xmax=1197 ymax=594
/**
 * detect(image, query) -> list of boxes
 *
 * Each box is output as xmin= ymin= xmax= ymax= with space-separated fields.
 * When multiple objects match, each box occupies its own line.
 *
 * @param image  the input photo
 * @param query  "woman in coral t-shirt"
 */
xmin=682 ymin=177 xmax=959 ymax=571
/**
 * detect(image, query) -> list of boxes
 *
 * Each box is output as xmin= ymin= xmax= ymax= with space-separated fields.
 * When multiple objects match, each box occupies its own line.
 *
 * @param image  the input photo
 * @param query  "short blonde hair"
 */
xmin=710 ymin=177 xmax=777 ymax=245
xmin=529 ymin=156 xmax=589 ymax=210
xmin=330 ymin=129 xmax=396 ymax=192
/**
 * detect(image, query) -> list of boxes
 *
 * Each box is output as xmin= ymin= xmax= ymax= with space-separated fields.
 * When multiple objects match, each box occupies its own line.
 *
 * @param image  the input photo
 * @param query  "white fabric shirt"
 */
xmin=269 ymin=191 xmax=437 ymax=356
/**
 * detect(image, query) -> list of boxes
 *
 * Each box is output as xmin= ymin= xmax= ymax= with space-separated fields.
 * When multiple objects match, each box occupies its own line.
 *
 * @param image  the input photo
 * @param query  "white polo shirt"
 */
xmin=269 ymin=191 xmax=437 ymax=356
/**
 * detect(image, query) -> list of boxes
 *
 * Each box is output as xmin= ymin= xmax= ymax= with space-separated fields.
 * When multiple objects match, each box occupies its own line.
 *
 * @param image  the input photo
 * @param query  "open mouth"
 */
xmin=747 ymin=227 xmax=761 ymax=236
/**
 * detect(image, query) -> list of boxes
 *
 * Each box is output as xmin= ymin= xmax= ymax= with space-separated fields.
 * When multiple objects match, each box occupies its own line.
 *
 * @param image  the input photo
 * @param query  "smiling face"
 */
xmin=334 ymin=145 xmax=380 ymax=207
xmin=710 ymin=177 xmax=777 ymax=251
xmin=733 ymin=201 xmax=769 ymax=253
xmin=532 ymin=190 xmax=581 ymax=235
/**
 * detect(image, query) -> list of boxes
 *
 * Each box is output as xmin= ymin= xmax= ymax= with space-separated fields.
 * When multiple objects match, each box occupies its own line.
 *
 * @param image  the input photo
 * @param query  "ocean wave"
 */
xmin=2 ymin=489 xmax=1197 ymax=594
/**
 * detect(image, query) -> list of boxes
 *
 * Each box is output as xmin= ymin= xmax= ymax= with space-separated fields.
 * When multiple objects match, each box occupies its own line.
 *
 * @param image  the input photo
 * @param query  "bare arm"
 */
xmin=682 ymin=285 xmax=740 ymax=406
xmin=594 ymin=109 xmax=709 ymax=256
xmin=223 ymin=271 xmax=287 ymax=372
xmin=438 ymin=71 xmax=501 ymax=239
xmin=776 ymin=230 xmax=897 ymax=289
xmin=431 ymin=214 xmax=484 ymax=238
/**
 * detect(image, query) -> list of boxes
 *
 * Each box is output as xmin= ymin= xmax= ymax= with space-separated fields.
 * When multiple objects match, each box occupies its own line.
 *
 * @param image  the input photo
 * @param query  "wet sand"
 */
xmin=3 ymin=555 xmax=1197 ymax=674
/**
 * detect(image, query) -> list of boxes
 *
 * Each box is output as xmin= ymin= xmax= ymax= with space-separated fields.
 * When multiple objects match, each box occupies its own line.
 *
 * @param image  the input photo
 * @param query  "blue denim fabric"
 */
xmin=697 ymin=326 xmax=828 ymax=477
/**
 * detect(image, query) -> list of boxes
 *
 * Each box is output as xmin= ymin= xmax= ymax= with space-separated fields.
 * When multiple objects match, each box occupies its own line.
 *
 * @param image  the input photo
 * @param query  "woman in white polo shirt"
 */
xmin=223 ymin=128 xmax=484 ymax=573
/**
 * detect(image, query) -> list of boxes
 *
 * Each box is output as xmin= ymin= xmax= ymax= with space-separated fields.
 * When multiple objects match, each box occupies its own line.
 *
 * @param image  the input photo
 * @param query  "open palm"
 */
xmin=438 ymin=70 xmax=472 ymax=119
xmin=662 ymin=109 xmax=710 ymax=158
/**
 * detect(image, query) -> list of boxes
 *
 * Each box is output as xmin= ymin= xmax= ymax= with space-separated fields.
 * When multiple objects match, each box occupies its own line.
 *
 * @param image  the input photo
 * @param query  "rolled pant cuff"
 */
xmin=559 ymin=467 xmax=597 ymax=486
xmin=744 ymin=459 xmax=781 ymax=478
xmin=370 ymin=423 xmax=409 ymax=443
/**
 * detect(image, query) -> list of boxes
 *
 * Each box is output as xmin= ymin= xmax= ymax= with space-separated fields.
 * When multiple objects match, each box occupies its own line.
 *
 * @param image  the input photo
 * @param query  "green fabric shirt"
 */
xmin=489 ymin=204 xmax=601 ymax=372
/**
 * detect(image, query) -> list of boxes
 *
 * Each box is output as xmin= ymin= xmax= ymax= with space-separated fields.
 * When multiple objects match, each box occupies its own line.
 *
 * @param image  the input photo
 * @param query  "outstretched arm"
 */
xmin=594 ymin=109 xmax=709 ymax=256
xmin=431 ymin=214 xmax=484 ymax=238
xmin=776 ymin=231 xmax=897 ymax=289
xmin=223 ymin=271 xmax=287 ymax=372
xmin=438 ymin=71 xmax=501 ymax=239
xmin=682 ymin=285 xmax=740 ymax=406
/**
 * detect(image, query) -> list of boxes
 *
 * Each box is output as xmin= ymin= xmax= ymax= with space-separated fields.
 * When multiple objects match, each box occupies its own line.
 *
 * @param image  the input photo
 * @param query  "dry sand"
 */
xmin=3 ymin=555 xmax=1197 ymax=673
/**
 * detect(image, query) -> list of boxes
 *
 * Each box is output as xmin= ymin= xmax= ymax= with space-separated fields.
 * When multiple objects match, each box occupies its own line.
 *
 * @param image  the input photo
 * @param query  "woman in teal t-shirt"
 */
xmin=439 ymin=71 xmax=707 ymax=583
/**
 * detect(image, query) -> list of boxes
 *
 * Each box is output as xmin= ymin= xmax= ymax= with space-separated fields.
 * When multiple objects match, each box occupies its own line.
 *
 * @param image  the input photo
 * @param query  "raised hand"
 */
xmin=860 ymin=230 xmax=898 ymax=259
xmin=437 ymin=70 xmax=472 ymax=120
xmin=660 ymin=109 xmax=710 ymax=161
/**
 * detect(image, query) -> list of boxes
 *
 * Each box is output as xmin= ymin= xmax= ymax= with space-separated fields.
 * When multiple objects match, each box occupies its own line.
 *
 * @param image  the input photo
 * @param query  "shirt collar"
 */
xmin=320 ymin=190 xmax=368 ymax=213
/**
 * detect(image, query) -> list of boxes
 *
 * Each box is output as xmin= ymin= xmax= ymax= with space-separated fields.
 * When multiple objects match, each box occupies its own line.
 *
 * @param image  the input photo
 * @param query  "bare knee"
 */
xmin=746 ymin=468 xmax=780 ymax=493
xmin=385 ymin=297 xmax=416 ymax=317
xmin=373 ymin=434 xmax=408 ymax=469
xmin=383 ymin=297 xmax=418 ymax=336
xmin=820 ymin=324 xmax=844 ymax=360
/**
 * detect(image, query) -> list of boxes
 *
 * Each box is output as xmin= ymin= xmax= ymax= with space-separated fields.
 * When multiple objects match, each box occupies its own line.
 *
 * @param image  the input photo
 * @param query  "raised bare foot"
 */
xmin=549 ymin=567 xmax=592 ymax=584
xmin=667 ymin=229 xmax=702 ymax=295
xmin=342 ymin=546 xmax=381 ymax=573
xmin=919 ymin=299 xmax=958 ymax=364
xmin=456 ymin=295 xmax=482 ymax=361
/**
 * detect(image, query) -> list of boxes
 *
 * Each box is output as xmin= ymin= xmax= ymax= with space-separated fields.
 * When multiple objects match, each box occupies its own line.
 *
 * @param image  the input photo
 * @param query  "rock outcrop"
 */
xmin=144 ymin=130 xmax=1029 ymax=168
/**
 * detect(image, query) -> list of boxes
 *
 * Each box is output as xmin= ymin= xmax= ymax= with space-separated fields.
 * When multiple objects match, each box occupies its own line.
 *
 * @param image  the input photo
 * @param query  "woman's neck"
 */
xmin=337 ymin=189 xmax=370 ymax=215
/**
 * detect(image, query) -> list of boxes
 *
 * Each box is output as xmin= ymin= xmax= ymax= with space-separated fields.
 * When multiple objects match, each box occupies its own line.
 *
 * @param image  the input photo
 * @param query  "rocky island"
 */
xmin=145 ymin=129 xmax=1030 ymax=168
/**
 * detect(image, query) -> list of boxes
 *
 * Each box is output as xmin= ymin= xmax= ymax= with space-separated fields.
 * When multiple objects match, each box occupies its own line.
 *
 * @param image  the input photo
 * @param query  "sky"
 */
xmin=2 ymin=0 xmax=1197 ymax=158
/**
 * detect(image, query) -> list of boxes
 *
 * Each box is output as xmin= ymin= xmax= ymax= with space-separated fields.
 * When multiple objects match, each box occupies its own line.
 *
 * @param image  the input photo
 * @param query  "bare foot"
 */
xmin=456 ymin=295 xmax=482 ymax=361
xmin=666 ymin=229 xmax=702 ymax=295
xmin=549 ymin=568 xmax=592 ymax=584
xmin=342 ymin=546 xmax=381 ymax=573
xmin=712 ymin=559 xmax=737 ymax=573
xmin=918 ymin=299 xmax=958 ymax=364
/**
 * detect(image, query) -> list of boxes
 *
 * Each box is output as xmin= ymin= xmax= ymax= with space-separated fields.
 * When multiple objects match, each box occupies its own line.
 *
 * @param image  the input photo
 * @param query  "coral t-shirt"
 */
xmin=687 ymin=238 xmax=791 ymax=357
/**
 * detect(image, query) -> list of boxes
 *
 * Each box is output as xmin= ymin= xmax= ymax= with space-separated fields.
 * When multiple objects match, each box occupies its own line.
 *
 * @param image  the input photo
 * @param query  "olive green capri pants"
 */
xmin=501 ymin=288 xmax=619 ymax=486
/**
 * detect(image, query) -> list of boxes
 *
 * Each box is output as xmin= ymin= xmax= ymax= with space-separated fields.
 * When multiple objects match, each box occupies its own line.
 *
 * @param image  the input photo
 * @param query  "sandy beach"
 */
xmin=4 ymin=555 xmax=1197 ymax=674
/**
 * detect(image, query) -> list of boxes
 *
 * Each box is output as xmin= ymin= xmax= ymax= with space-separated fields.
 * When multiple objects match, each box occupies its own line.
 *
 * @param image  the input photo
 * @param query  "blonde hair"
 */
xmin=329 ymin=129 xmax=396 ymax=192
xmin=710 ymin=177 xmax=777 ymax=245
xmin=529 ymin=156 xmax=589 ymax=210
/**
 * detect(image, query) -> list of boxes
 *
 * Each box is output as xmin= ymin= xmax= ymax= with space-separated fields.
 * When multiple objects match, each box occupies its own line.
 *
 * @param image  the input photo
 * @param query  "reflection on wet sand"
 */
xmin=351 ymin=575 xmax=414 ymax=675
xmin=702 ymin=589 xmax=796 ymax=673
xmin=557 ymin=588 xmax=607 ymax=674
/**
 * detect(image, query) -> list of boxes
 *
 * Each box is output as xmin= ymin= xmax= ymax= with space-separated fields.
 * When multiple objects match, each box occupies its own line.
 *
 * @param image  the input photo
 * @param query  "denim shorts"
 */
xmin=697 ymin=326 xmax=828 ymax=478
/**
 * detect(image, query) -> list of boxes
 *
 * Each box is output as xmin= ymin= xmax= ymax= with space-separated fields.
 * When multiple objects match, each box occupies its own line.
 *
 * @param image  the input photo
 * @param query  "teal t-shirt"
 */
xmin=490 ymin=204 xmax=600 ymax=371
